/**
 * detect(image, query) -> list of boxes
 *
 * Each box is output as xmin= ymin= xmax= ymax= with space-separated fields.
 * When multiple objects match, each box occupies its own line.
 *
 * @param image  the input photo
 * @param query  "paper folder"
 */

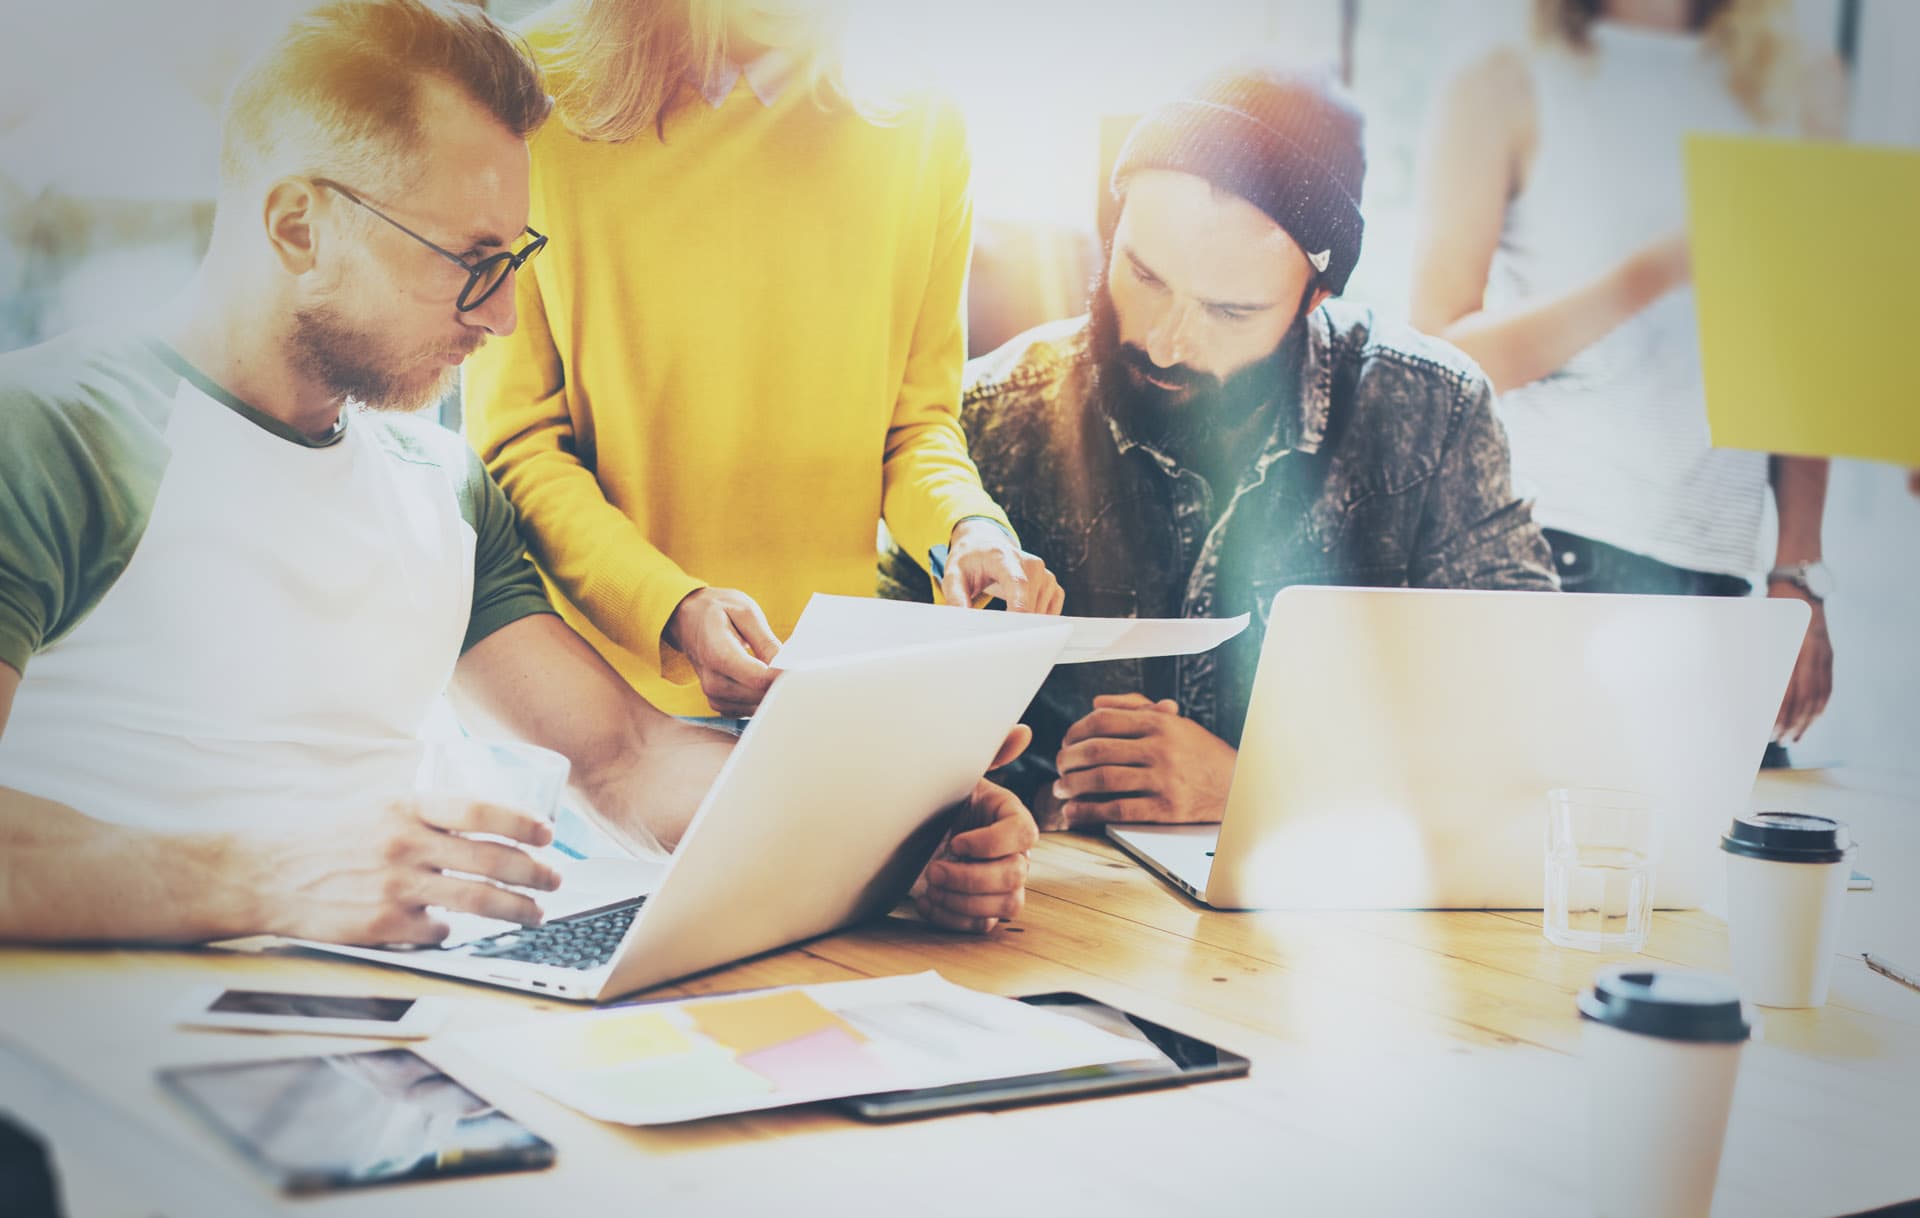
xmin=1685 ymin=134 xmax=1920 ymax=467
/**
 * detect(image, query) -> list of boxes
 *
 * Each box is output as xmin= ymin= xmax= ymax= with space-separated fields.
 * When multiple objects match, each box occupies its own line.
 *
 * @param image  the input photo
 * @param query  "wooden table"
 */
xmin=4 ymin=769 xmax=1917 ymax=1218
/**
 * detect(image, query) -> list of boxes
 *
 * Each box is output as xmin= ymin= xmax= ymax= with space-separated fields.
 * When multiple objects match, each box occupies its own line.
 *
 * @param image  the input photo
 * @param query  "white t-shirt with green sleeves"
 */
xmin=0 ymin=328 xmax=555 ymax=830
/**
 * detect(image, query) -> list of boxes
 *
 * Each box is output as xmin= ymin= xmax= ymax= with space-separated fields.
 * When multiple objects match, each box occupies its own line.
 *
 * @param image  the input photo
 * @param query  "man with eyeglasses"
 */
xmin=0 ymin=0 xmax=1038 ymax=944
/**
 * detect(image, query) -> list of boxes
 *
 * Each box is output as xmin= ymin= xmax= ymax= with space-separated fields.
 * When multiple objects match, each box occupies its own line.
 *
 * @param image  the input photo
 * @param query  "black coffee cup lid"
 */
xmin=1578 ymin=967 xmax=1751 ymax=1044
xmin=1720 ymin=811 xmax=1853 ymax=864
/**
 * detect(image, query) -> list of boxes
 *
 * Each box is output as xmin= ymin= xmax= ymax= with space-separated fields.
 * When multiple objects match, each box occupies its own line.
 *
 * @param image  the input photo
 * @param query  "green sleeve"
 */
xmin=455 ymin=441 xmax=557 ymax=653
xmin=0 ymin=336 xmax=171 ymax=673
xmin=0 ymin=399 xmax=64 ymax=673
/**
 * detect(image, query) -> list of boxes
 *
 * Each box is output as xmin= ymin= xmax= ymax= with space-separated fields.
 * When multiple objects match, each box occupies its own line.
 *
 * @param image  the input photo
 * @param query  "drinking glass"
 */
xmin=1543 ymin=787 xmax=1657 ymax=952
xmin=417 ymin=738 xmax=570 ymax=830
xmin=416 ymin=739 xmax=571 ymax=945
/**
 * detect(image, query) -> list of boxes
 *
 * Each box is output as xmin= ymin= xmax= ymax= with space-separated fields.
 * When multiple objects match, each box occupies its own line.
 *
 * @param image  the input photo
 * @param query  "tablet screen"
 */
xmin=160 ymin=1048 xmax=553 ymax=1194
xmin=842 ymin=993 xmax=1248 ymax=1118
xmin=205 ymin=991 xmax=415 ymax=1022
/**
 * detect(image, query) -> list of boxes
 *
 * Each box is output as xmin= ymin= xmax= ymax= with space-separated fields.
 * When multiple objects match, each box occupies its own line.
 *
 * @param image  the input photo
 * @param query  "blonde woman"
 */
xmin=464 ymin=0 xmax=1059 ymax=719
xmin=1411 ymin=0 xmax=1847 ymax=758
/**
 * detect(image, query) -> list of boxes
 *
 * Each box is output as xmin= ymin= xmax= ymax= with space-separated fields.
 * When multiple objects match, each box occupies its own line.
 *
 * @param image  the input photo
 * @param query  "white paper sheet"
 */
xmin=454 ymin=972 xmax=1156 ymax=1126
xmin=772 ymin=594 xmax=1249 ymax=669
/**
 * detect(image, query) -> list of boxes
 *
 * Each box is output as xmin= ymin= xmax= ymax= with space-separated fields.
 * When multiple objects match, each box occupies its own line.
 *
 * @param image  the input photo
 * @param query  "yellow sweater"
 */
xmin=464 ymin=22 xmax=1011 ymax=716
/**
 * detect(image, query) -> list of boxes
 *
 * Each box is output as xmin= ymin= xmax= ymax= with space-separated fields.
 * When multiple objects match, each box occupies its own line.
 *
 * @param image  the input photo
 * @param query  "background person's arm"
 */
xmin=1408 ymin=48 xmax=1689 ymax=395
xmin=1769 ymin=455 xmax=1834 ymax=742
xmin=451 ymin=615 xmax=735 ymax=857
xmin=1761 ymin=50 xmax=1847 ymax=744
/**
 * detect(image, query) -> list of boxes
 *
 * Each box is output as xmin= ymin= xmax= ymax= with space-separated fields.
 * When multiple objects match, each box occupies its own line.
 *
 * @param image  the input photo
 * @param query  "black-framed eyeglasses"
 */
xmin=312 ymin=178 xmax=547 ymax=313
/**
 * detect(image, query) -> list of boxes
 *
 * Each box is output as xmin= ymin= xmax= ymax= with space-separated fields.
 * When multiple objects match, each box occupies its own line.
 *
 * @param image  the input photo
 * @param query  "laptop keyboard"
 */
xmin=466 ymin=900 xmax=643 ymax=971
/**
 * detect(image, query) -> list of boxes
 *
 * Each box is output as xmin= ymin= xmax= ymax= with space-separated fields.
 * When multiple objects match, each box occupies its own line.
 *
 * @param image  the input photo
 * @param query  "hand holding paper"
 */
xmin=667 ymin=587 xmax=783 ymax=716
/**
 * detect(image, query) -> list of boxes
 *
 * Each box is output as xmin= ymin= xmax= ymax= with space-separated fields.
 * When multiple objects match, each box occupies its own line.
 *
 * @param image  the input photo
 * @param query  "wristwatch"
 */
xmin=1766 ymin=560 xmax=1834 ymax=604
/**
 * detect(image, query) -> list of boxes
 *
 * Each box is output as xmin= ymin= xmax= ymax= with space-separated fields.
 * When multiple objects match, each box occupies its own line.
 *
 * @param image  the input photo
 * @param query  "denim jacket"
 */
xmin=881 ymin=302 xmax=1557 ymax=801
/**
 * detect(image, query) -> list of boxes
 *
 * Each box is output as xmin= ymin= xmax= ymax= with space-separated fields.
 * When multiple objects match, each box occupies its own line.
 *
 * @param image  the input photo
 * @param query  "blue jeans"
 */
xmin=1542 ymin=529 xmax=1752 ymax=599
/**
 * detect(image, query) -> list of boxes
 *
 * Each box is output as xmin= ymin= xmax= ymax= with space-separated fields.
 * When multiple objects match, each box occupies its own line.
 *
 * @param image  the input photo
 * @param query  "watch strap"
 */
xmin=1766 ymin=562 xmax=1829 ymax=602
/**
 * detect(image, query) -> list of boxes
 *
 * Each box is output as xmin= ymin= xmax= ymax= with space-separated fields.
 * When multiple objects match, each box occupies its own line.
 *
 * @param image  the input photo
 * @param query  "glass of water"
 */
xmin=416 ymin=739 xmax=572 ymax=944
xmin=1544 ymin=787 xmax=1657 ymax=952
xmin=418 ymin=737 xmax=570 ymax=831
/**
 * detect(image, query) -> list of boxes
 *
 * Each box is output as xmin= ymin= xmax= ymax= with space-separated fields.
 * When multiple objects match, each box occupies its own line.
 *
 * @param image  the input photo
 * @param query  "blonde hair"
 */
xmin=1533 ymin=0 xmax=1794 ymax=123
xmin=547 ymin=0 xmax=883 ymax=143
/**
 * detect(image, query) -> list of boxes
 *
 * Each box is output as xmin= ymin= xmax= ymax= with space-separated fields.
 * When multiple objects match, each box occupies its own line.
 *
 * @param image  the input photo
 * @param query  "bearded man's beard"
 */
xmin=290 ymin=304 xmax=469 ymax=414
xmin=1086 ymin=262 xmax=1305 ymax=457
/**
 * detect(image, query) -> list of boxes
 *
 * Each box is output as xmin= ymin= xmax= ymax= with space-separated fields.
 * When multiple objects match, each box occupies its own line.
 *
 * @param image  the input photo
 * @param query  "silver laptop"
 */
xmin=1108 ymin=587 xmax=1808 ymax=911
xmin=299 ymin=624 xmax=1071 ymax=1002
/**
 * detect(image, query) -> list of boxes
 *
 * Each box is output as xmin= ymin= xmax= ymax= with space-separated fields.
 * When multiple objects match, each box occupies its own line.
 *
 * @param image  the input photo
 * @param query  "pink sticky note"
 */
xmin=736 ymin=1026 xmax=894 ymax=1095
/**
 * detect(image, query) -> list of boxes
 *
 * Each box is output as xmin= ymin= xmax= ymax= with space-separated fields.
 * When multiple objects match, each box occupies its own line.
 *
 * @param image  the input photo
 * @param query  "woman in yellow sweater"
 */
xmin=464 ymin=0 xmax=1060 ymax=717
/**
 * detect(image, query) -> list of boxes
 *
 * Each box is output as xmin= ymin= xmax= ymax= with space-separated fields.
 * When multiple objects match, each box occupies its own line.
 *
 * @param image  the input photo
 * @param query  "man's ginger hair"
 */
xmin=220 ymin=0 xmax=551 ymax=192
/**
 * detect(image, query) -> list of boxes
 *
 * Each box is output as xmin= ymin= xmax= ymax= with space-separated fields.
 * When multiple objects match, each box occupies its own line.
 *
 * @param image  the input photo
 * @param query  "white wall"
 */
xmin=1852 ymin=0 xmax=1920 ymax=145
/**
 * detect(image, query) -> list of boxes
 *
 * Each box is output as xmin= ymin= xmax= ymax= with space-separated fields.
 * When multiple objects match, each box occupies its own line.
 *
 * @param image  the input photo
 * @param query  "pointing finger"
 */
xmin=985 ymin=549 xmax=1031 ymax=611
xmin=939 ymin=563 xmax=972 ymax=608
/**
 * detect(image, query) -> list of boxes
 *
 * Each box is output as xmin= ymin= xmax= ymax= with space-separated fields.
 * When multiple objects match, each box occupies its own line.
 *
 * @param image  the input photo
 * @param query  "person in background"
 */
xmin=1411 ymin=0 xmax=1846 ymax=762
xmin=0 ymin=0 xmax=1036 ymax=944
xmin=883 ymin=65 xmax=1557 ymax=831
xmin=463 ymin=0 xmax=1060 ymax=720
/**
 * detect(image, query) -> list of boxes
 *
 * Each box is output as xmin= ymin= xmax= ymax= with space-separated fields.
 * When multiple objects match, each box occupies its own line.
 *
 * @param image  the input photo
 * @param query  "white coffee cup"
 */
xmin=1578 ymin=968 xmax=1751 ymax=1218
xmin=1720 ymin=812 xmax=1855 ymax=1009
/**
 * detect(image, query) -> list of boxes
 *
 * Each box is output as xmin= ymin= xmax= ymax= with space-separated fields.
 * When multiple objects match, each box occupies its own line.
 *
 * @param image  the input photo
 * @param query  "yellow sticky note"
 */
xmin=686 ymin=990 xmax=862 ymax=1055
xmin=545 ymin=1010 xmax=691 ymax=1070
xmin=1686 ymin=135 xmax=1920 ymax=467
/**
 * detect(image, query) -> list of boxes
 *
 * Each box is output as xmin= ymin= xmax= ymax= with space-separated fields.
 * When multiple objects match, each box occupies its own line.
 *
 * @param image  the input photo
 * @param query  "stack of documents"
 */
xmin=772 ymin=594 xmax=1248 ymax=669
xmin=456 ymin=973 xmax=1154 ymax=1125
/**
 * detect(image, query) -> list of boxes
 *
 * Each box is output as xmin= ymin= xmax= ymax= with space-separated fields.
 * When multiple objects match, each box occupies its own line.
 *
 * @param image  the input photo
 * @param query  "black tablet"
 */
xmin=838 ymin=992 xmax=1250 ymax=1120
xmin=158 ymin=1048 xmax=554 ymax=1195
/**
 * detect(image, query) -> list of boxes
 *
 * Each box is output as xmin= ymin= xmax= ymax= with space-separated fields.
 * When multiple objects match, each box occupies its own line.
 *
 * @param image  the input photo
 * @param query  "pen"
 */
xmin=1863 ymin=953 xmax=1920 ymax=994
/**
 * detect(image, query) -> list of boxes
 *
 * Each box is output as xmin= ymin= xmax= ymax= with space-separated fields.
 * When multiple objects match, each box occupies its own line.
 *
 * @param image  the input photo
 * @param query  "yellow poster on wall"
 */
xmin=1685 ymin=134 xmax=1920 ymax=467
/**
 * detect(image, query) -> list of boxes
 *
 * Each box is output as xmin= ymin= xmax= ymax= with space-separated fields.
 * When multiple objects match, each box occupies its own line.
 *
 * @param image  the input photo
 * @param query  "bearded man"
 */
xmin=884 ymin=64 xmax=1558 ymax=831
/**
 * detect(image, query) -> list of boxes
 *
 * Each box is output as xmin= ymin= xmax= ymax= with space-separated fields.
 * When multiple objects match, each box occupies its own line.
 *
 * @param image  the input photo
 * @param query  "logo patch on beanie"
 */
xmin=1308 ymin=249 xmax=1332 ymax=273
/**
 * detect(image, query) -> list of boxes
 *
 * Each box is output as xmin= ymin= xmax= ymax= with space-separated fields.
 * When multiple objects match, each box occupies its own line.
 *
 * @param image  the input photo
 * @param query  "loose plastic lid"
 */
xmin=1577 ymin=967 xmax=1751 ymax=1044
xmin=1720 ymin=811 xmax=1853 ymax=864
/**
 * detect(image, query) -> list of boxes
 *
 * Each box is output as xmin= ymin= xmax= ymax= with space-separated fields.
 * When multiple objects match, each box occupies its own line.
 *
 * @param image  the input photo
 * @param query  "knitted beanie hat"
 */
xmin=1112 ymin=63 xmax=1367 ymax=295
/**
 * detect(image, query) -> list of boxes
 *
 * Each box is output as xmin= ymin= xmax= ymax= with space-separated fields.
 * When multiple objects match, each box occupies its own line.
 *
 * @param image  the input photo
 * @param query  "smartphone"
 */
xmin=158 ymin=1048 xmax=553 ymax=1195
xmin=838 ymin=992 xmax=1250 ymax=1121
xmin=177 ymin=987 xmax=448 ymax=1039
